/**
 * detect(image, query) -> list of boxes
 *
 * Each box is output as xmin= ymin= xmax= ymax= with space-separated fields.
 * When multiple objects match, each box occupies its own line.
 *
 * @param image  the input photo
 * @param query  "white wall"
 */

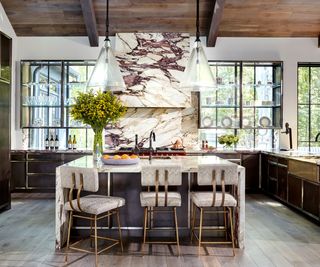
xmin=10 ymin=34 xmax=320 ymax=149
xmin=0 ymin=3 xmax=18 ymax=148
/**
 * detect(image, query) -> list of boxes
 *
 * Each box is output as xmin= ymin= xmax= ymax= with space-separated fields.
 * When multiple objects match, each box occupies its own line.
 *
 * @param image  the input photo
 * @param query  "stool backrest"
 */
xmin=197 ymin=164 xmax=238 ymax=186
xmin=197 ymin=164 xmax=238 ymax=207
xmin=141 ymin=163 xmax=182 ymax=186
xmin=60 ymin=166 xmax=99 ymax=192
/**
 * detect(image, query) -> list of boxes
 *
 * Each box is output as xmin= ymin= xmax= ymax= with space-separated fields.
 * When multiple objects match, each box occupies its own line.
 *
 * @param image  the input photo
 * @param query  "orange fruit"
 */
xmin=103 ymin=155 xmax=110 ymax=160
xmin=130 ymin=154 xmax=138 ymax=159
xmin=113 ymin=155 xmax=121 ymax=160
xmin=121 ymin=154 xmax=130 ymax=159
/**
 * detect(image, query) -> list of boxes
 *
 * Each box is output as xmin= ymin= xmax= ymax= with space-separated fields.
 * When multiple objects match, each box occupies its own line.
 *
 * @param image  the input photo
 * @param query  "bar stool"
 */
xmin=140 ymin=163 xmax=182 ymax=255
xmin=60 ymin=166 xmax=125 ymax=267
xmin=191 ymin=164 xmax=238 ymax=256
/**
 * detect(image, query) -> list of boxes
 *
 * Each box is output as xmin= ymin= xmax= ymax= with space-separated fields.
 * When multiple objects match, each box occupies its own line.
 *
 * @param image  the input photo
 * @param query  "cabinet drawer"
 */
xmin=11 ymin=153 xmax=26 ymax=161
xmin=27 ymin=153 xmax=62 ymax=161
xmin=27 ymin=174 xmax=55 ymax=188
xmin=27 ymin=161 xmax=62 ymax=174
xmin=288 ymin=160 xmax=318 ymax=183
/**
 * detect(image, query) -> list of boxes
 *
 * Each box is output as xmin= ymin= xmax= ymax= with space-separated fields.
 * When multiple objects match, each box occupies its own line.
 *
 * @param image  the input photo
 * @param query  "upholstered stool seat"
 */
xmin=140 ymin=192 xmax=181 ymax=207
xmin=64 ymin=195 xmax=125 ymax=215
xmin=191 ymin=192 xmax=237 ymax=207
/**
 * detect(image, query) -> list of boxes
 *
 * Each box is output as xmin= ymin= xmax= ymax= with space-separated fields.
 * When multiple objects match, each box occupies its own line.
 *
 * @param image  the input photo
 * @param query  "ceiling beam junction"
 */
xmin=80 ymin=0 xmax=99 ymax=47
xmin=207 ymin=0 xmax=226 ymax=47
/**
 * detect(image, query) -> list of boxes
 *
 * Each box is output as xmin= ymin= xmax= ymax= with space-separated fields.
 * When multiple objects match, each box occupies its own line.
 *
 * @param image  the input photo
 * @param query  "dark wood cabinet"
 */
xmin=241 ymin=153 xmax=260 ymax=192
xmin=277 ymin=164 xmax=288 ymax=201
xmin=10 ymin=151 xmax=89 ymax=192
xmin=303 ymin=180 xmax=319 ymax=218
xmin=287 ymin=174 xmax=302 ymax=209
xmin=261 ymin=154 xmax=268 ymax=191
xmin=0 ymin=33 xmax=11 ymax=212
xmin=261 ymin=154 xmax=320 ymax=222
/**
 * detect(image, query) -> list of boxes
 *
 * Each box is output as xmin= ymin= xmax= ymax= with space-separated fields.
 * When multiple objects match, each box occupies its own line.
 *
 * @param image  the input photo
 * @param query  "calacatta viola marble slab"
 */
xmin=115 ymin=33 xmax=191 ymax=108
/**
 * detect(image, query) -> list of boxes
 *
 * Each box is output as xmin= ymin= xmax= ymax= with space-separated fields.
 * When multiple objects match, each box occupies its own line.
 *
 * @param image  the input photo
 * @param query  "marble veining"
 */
xmin=115 ymin=33 xmax=191 ymax=108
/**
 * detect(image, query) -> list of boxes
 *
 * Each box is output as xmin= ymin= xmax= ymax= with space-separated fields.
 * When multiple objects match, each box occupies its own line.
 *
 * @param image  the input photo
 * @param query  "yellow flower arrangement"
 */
xmin=71 ymin=90 xmax=127 ymax=155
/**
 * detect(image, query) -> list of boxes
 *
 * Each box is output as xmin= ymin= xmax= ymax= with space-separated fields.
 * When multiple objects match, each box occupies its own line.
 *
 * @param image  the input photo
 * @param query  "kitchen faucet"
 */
xmin=149 ymin=130 xmax=156 ymax=160
xmin=315 ymin=132 xmax=320 ymax=142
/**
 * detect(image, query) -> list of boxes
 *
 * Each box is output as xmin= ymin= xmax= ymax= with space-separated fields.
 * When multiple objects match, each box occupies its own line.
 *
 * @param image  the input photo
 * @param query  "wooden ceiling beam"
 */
xmin=207 ymin=0 xmax=226 ymax=47
xmin=80 ymin=0 xmax=99 ymax=47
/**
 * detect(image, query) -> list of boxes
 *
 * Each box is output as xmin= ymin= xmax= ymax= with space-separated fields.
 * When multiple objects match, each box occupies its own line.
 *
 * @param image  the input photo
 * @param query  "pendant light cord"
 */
xmin=105 ymin=0 xmax=109 ymax=41
xmin=196 ymin=0 xmax=200 ymax=41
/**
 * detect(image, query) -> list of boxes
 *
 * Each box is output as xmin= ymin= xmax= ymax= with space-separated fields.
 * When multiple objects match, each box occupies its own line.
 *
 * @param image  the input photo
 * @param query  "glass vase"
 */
xmin=93 ymin=128 xmax=103 ymax=161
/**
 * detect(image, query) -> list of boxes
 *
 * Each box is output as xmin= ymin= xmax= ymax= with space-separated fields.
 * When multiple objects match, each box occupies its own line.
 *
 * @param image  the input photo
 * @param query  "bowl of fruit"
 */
xmin=101 ymin=154 xmax=140 ymax=165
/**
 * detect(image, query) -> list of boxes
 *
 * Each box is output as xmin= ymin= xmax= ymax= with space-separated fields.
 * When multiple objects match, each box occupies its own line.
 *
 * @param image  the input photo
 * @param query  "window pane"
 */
xmin=311 ymin=67 xmax=320 ymax=104
xmin=298 ymin=104 xmax=309 ymax=142
xmin=298 ymin=67 xmax=309 ymax=104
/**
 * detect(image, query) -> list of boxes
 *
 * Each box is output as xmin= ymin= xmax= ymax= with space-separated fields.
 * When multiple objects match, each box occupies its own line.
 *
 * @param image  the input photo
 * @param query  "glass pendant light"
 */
xmin=180 ymin=0 xmax=215 ymax=91
xmin=87 ymin=0 xmax=126 ymax=92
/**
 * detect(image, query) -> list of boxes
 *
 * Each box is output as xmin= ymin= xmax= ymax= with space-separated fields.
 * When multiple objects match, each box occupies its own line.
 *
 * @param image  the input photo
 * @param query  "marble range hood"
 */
xmin=105 ymin=33 xmax=198 ymax=149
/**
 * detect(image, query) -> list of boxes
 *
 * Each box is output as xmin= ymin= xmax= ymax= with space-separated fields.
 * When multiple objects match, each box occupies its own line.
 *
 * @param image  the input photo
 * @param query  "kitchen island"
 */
xmin=55 ymin=155 xmax=245 ymax=250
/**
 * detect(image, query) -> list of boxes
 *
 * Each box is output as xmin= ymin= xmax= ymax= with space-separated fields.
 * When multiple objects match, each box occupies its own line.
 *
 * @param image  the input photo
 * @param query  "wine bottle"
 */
xmin=49 ymin=135 xmax=54 ymax=150
xmin=67 ymin=135 xmax=72 ymax=150
xmin=54 ymin=135 xmax=59 ymax=150
xmin=45 ymin=136 xmax=49 ymax=150
xmin=72 ymin=135 xmax=77 ymax=150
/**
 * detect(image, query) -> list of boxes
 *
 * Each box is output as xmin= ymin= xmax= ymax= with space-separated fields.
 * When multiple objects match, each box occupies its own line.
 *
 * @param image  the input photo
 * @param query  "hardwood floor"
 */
xmin=0 ymin=194 xmax=320 ymax=267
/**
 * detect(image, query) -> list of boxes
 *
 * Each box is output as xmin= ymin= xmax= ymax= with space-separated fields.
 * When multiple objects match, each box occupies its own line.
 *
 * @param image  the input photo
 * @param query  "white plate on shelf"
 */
xmin=259 ymin=116 xmax=271 ymax=127
xmin=221 ymin=116 xmax=232 ymax=127
xmin=243 ymin=117 xmax=252 ymax=127
xmin=202 ymin=116 xmax=213 ymax=127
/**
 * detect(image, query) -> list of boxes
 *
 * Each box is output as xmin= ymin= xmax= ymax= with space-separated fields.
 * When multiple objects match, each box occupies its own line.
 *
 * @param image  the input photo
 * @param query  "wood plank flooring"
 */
xmin=0 ymin=194 xmax=320 ymax=267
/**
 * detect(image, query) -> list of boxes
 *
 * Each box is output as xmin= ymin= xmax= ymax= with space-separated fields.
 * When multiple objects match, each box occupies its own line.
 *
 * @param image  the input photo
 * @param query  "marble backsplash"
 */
xmin=105 ymin=94 xmax=198 ymax=149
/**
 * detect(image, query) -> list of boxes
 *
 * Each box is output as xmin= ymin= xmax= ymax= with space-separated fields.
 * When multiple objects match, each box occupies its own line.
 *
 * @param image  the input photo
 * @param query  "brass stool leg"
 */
xmin=228 ymin=207 xmax=235 ymax=256
xmin=116 ymin=209 xmax=124 ymax=252
xmin=173 ymin=207 xmax=180 ymax=256
xmin=198 ymin=208 xmax=203 ymax=256
xmin=90 ymin=215 xmax=94 ymax=248
xmin=94 ymin=215 xmax=98 ymax=267
xmin=191 ymin=202 xmax=196 ymax=243
xmin=223 ymin=207 xmax=227 ymax=240
xmin=65 ymin=211 xmax=73 ymax=262
xmin=143 ymin=207 xmax=148 ymax=244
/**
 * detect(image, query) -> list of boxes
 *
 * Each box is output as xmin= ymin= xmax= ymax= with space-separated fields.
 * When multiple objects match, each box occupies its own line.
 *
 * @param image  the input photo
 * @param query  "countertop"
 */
xmin=11 ymin=148 xmax=320 ymax=165
xmin=60 ymin=155 xmax=244 ymax=173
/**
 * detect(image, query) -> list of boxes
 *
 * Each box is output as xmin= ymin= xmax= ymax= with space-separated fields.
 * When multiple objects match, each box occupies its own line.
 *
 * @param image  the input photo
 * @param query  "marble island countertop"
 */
xmin=62 ymin=155 xmax=244 ymax=173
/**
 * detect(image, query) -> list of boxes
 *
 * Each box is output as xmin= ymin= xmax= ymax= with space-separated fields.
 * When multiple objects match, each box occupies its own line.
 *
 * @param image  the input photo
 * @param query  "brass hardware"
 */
xmin=221 ymin=170 xmax=225 ymax=206
xmin=155 ymin=170 xmax=159 ymax=207
xmin=211 ymin=170 xmax=216 ymax=207
xmin=164 ymin=170 xmax=168 ymax=207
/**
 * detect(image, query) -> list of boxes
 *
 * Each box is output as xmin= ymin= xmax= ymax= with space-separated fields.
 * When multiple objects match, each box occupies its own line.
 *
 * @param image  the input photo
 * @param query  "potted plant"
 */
xmin=71 ymin=90 xmax=127 ymax=158
xmin=218 ymin=134 xmax=239 ymax=149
